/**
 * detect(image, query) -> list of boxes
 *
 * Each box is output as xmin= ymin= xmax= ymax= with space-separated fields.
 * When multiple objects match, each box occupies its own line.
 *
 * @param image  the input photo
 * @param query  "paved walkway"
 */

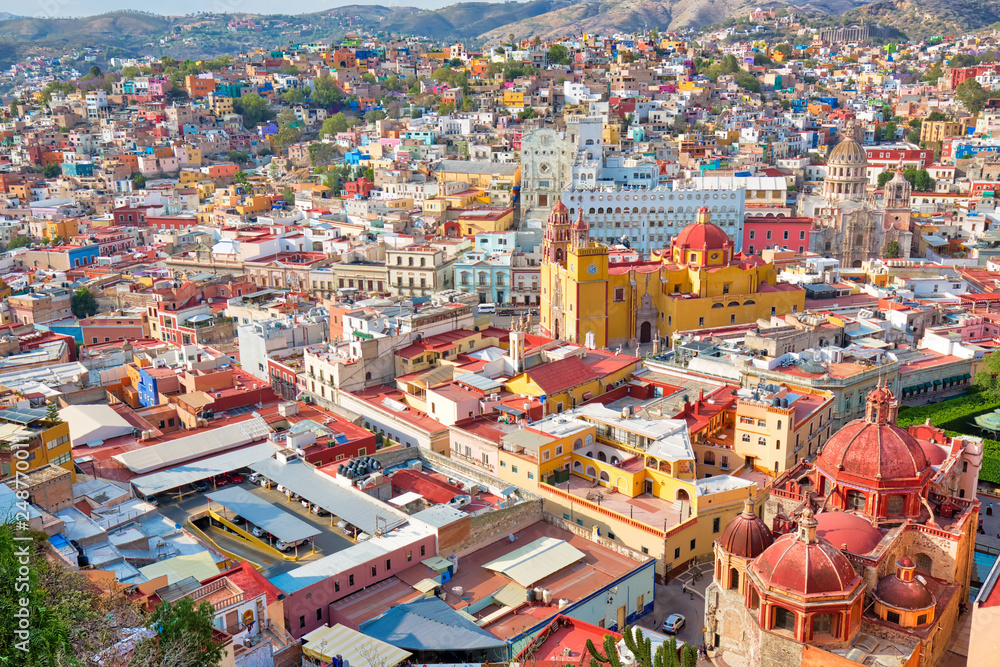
xmin=631 ymin=562 xmax=717 ymax=664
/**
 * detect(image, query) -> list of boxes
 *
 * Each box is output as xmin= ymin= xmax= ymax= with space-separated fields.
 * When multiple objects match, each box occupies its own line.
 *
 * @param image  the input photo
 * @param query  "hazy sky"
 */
xmin=2 ymin=0 xmax=467 ymax=17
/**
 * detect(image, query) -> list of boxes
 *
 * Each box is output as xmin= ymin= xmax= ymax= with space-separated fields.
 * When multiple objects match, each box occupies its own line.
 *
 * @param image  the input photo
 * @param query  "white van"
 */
xmin=478 ymin=303 xmax=497 ymax=314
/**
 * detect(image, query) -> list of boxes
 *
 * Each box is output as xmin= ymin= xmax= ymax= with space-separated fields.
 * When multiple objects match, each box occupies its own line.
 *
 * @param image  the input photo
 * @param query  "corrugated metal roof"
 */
xmin=129 ymin=442 xmax=277 ymax=496
xmin=138 ymin=551 xmax=220 ymax=585
xmin=205 ymin=486 xmax=320 ymax=544
xmin=301 ymin=623 xmax=412 ymax=667
xmin=360 ymin=596 xmax=508 ymax=652
xmin=491 ymin=581 xmax=527 ymax=608
xmin=113 ymin=417 xmax=270 ymax=474
xmin=248 ymin=457 xmax=406 ymax=536
xmin=482 ymin=536 xmax=585 ymax=587
xmin=413 ymin=578 xmax=438 ymax=593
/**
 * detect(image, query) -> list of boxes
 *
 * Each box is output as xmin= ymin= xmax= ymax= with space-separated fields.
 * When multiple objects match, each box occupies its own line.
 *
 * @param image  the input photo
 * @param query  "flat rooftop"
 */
xmin=333 ymin=520 xmax=649 ymax=641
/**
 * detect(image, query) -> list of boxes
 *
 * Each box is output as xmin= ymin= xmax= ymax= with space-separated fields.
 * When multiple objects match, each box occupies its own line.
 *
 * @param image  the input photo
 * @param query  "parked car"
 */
xmin=191 ymin=480 xmax=208 ymax=492
xmin=275 ymin=538 xmax=307 ymax=552
xmin=227 ymin=473 xmax=244 ymax=484
xmin=337 ymin=519 xmax=350 ymax=531
xmin=248 ymin=472 xmax=262 ymax=484
xmin=301 ymin=498 xmax=311 ymax=509
xmin=140 ymin=495 xmax=158 ymax=507
xmin=312 ymin=505 xmax=330 ymax=516
xmin=276 ymin=485 xmax=286 ymax=494
xmin=356 ymin=532 xmax=371 ymax=542
xmin=213 ymin=475 xmax=230 ymax=487
xmin=661 ymin=614 xmax=686 ymax=635
xmin=251 ymin=525 xmax=267 ymax=538
xmin=231 ymin=515 xmax=244 ymax=525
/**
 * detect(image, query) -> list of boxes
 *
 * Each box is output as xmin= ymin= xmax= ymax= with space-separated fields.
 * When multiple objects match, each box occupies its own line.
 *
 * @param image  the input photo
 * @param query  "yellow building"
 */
xmin=43 ymin=219 xmax=81 ymax=241
xmin=920 ymin=119 xmax=968 ymax=144
xmin=0 ymin=409 xmax=74 ymax=481
xmin=540 ymin=203 xmax=805 ymax=348
xmin=492 ymin=402 xmax=760 ymax=579
xmin=503 ymin=89 xmax=525 ymax=109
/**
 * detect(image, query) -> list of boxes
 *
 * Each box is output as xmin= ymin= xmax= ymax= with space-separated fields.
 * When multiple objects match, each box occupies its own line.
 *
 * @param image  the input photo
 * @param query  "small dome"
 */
xmin=815 ymin=511 xmax=883 ymax=554
xmin=751 ymin=510 xmax=861 ymax=597
xmin=719 ymin=499 xmax=774 ymax=558
xmin=829 ymin=135 xmax=867 ymax=166
xmin=919 ymin=440 xmax=948 ymax=466
xmin=875 ymin=558 xmax=935 ymax=611
xmin=551 ymin=199 xmax=568 ymax=213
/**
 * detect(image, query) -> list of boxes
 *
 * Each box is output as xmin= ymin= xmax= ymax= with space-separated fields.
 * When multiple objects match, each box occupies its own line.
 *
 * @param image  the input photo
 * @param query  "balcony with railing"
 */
xmin=190 ymin=577 xmax=244 ymax=612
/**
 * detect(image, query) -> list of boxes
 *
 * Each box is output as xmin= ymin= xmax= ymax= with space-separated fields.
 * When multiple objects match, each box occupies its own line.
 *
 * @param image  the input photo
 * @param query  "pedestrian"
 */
xmin=682 ymin=582 xmax=687 ymax=594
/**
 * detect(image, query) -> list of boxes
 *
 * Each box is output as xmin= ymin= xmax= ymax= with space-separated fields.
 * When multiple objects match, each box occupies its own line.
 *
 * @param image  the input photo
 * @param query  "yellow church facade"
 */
xmin=540 ymin=203 xmax=805 ymax=348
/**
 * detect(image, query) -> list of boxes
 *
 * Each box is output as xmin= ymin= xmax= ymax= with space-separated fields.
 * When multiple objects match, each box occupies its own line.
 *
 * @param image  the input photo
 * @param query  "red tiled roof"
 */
xmin=390 ymin=469 xmax=463 ymax=504
xmin=526 ymin=356 xmax=601 ymax=395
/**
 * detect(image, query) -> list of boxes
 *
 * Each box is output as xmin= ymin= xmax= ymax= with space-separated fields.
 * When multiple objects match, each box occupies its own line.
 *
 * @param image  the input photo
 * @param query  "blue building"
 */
xmin=61 ymin=162 xmax=94 ymax=178
xmin=66 ymin=244 xmax=100 ymax=268
xmin=454 ymin=252 xmax=513 ymax=305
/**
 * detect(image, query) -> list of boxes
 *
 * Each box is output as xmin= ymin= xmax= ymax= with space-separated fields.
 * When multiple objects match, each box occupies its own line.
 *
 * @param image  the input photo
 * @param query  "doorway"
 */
xmin=640 ymin=321 xmax=652 ymax=343
xmin=617 ymin=605 xmax=626 ymax=630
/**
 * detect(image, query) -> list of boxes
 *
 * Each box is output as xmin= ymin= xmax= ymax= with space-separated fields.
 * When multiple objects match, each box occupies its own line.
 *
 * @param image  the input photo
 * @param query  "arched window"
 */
xmin=742 ymin=434 xmax=751 ymax=442
xmin=573 ymin=460 xmax=582 ymax=471
xmin=711 ymin=303 xmax=724 ymax=309
xmin=728 ymin=301 xmax=740 ymax=307
xmin=704 ymin=451 xmax=716 ymax=465
xmin=914 ymin=553 xmax=933 ymax=572
xmin=776 ymin=420 xmax=782 ymax=430
xmin=847 ymin=490 xmax=866 ymax=511
xmin=812 ymin=613 xmax=834 ymax=638
xmin=758 ymin=436 xmax=767 ymax=446
xmin=598 ymin=451 xmax=607 ymax=462
xmin=749 ymin=587 xmax=760 ymax=610
xmin=773 ymin=606 xmax=796 ymax=632
xmin=744 ymin=300 xmax=756 ymax=306
xmin=574 ymin=438 xmax=583 ymax=450
xmin=729 ymin=568 xmax=739 ymax=590
xmin=585 ymin=434 xmax=594 ymax=446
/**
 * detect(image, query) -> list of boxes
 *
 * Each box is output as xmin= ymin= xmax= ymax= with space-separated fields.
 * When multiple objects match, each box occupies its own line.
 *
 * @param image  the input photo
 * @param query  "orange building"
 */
xmin=185 ymin=75 xmax=217 ymax=98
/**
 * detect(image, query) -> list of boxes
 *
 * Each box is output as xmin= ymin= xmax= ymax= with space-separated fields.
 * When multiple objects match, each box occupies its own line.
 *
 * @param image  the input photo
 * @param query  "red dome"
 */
xmin=874 ymin=558 xmax=935 ymax=610
xmin=551 ymin=199 xmax=568 ymax=213
xmin=719 ymin=500 xmax=774 ymax=558
xmin=919 ymin=440 xmax=948 ymax=466
xmin=673 ymin=218 xmax=731 ymax=253
xmin=817 ymin=386 xmax=928 ymax=485
xmin=815 ymin=511 xmax=884 ymax=554
xmin=817 ymin=420 xmax=928 ymax=483
xmin=751 ymin=510 xmax=861 ymax=597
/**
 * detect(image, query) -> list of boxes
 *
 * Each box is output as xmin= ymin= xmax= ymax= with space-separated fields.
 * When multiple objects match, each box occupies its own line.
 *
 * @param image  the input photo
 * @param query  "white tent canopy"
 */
xmin=60 ymin=405 xmax=135 ymax=447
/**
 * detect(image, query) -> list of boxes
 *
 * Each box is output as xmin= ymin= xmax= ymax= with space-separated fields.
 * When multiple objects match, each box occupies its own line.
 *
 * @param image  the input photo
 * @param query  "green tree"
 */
xmin=88 ymin=64 xmax=102 ymax=78
xmin=884 ymin=240 xmax=901 ymax=258
xmin=926 ymin=110 xmax=949 ymax=122
xmin=7 ymin=236 xmax=31 ymax=249
xmin=439 ymin=101 xmax=456 ymax=115
xmin=321 ymin=112 xmax=351 ymax=136
xmin=956 ymin=79 xmax=989 ymax=115
xmin=132 ymin=597 xmax=224 ymax=667
xmin=877 ymin=171 xmax=894 ymax=187
xmin=921 ymin=63 xmax=943 ymax=82
xmin=364 ymin=109 xmax=387 ymax=123
xmin=308 ymin=142 xmax=339 ymax=166
xmin=548 ymin=44 xmax=572 ymax=65
xmin=121 ymin=65 xmax=140 ymax=78
xmin=312 ymin=76 xmax=343 ymax=107
xmin=873 ymin=125 xmax=883 ymax=143
xmin=233 ymin=171 xmax=249 ymax=186
xmin=274 ymin=111 xmax=302 ymax=148
xmin=281 ymin=187 xmax=295 ymax=205
xmin=884 ymin=120 xmax=897 ymax=141
xmin=976 ymin=351 xmax=1000 ymax=400
xmin=43 ymin=163 xmax=61 ymax=179
xmin=132 ymin=172 xmax=147 ymax=189
xmin=361 ymin=71 xmax=377 ymax=84
xmin=45 ymin=400 xmax=61 ymax=424
xmin=518 ymin=107 xmax=537 ymax=120
xmin=234 ymin=93 xmax=274 ymax=128
xmin=774 ymin=43 xmax=794 ymax=57
xmin=71 ymin=287 xmax=99 ymax=319
xmin=282 ymin=88 xmax=307 ymax=105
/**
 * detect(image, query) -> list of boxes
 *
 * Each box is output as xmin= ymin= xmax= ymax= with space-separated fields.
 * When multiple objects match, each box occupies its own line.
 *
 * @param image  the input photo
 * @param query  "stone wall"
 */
xmin=272 ymin=641 xmax=302 ymax=667
xmin=444 ymin=498 xmax=544 ymax=558
xmin=543 ymin=512 xmax=652 ymax=564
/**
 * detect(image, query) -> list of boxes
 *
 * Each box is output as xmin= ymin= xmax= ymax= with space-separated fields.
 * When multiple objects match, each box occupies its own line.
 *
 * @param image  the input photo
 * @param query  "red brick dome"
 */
xmin=751 ymin=509 xmax=861 ymax=597
xmin=719 ymin=499 xmax=774 ymax=558
xmin=551 ymin=199 xmax=568 ymax=213
xmin=817 ymin=386 xmax=928 ymax=485
xmin=815 ymin=511 xmax=883 ymax=555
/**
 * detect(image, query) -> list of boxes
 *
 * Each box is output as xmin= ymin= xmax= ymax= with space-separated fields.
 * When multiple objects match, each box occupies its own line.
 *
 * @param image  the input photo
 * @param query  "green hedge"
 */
xmin=896 ymin=391 xmax=1000 ymax=484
